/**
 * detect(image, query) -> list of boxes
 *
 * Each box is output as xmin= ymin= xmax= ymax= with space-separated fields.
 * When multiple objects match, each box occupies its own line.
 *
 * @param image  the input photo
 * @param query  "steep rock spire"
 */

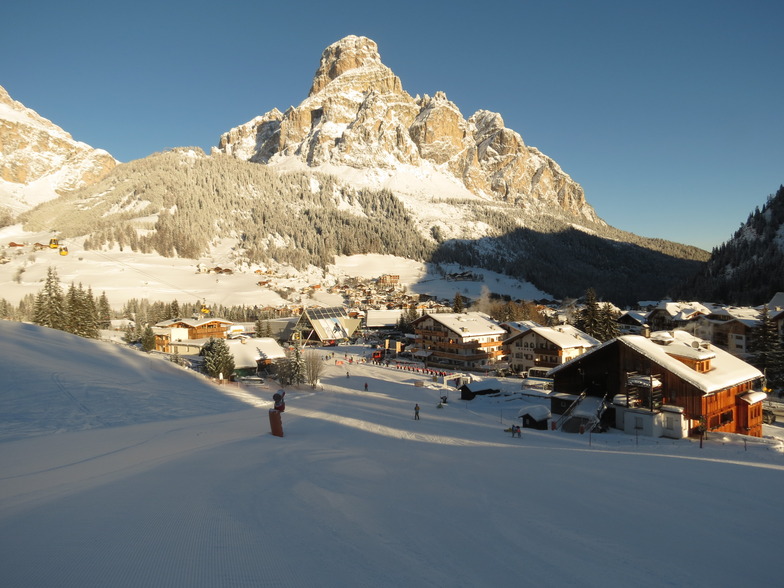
xmin=215 ymin=36 xmax=599 ymax=221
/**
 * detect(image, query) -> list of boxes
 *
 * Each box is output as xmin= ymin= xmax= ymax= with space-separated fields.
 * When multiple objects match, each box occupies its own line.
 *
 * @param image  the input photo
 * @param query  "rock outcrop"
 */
xmin=216 ymin=35 xmax=599 ymax=221
xmin=0 ymin=85 xmax=116 ymax=213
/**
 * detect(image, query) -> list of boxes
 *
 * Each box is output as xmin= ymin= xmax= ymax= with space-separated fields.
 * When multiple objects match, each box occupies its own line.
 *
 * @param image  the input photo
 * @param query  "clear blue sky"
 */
xmin=2 ymin=0 xmax=782 ymax=251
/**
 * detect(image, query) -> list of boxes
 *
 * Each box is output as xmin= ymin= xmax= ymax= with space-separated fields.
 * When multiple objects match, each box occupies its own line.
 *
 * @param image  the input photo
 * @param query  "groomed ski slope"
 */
xmin=1 ymin=322 xmax=783 ymax=587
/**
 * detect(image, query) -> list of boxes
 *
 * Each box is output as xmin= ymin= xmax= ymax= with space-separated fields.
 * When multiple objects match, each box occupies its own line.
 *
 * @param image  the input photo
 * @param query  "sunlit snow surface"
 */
xmin=1 ymin=321 xmax=783 ymax=587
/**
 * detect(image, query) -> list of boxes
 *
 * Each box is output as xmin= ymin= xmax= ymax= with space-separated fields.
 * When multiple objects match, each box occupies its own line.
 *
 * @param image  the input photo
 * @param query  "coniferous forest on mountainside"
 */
xmin=673 ymin=185 xmax=784 ymax=305
xmin=15 ymin=148 xmax=714 ymax=306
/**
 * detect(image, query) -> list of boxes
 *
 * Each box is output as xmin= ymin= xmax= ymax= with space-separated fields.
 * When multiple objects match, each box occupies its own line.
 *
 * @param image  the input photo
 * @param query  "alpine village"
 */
xmin=2 ymin=35 xmax=784 ymax=447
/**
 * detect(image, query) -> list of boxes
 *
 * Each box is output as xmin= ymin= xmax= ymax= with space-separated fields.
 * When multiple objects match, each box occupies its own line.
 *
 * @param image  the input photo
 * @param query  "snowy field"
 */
xmin=2 ymin=321 xmax=784 ymax=587
xmin=0 ymin=225 xmax=550 ymax=310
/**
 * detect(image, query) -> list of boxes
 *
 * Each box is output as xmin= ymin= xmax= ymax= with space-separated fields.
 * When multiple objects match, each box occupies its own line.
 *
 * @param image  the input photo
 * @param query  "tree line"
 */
xmin=674 ymin=185 xmax=784 ymax=305
xmin=30 ymin=267 xmax=111 ymax=339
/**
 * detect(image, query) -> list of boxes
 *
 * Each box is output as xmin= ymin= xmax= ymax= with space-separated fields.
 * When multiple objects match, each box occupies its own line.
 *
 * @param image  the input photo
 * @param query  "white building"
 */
xmin=412 ymin=312 xmax=507 ymax=371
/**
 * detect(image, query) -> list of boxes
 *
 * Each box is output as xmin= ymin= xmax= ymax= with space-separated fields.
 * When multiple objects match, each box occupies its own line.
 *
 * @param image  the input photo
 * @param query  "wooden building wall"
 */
xmin=552 ymin=340 xmax=762 ymax=437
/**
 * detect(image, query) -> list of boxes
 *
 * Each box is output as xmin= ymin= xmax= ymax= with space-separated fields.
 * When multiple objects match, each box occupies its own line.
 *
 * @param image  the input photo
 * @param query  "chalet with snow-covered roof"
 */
xmin=500 ymin=320 xmax=540 ymax=337
xmin=225 ymin=337 xmax=287 ymax=377
xmin=155 ymin=317 xmax=233 ymax=339
xmin=153 ymin=317 xmax=234 ymax=353
xmin=365 ymin=309 xmax=404 ymax=330
xmin=616 ymin=310 xmax=649 ymax=335
xmin=646 ymin=301 xmax=711 ymax=332
xmin=693 ymin=306 xmax=761 ymax=357
xmin=549 ymin=330 xmax=765 ymax=437
xmin=412 ymin=312 xmax=506 ymax=372
xmin=505 ymin=325 xmax=599 ymax=374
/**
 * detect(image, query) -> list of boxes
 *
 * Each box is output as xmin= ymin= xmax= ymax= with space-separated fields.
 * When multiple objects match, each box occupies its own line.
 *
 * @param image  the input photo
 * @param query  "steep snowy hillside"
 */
xmin=0 ymin=85 xmax=116 ymax=215
xmin=675 ymin=185 xmax=784 ymax=305
xmin=8 ymin=145 xmax=706 ymax=305
xmin=1 ymin=321 xmax=783 ymax=587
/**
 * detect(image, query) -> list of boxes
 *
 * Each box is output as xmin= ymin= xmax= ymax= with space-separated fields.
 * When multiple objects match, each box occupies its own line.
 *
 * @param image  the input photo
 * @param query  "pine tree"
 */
xmin=63 ymin=283 xmax=79 ymax=335
xmin=97 ymin=291 xmax=112 ymax=329
xmin=575 ymin=288 xmax=601 ymax=340
xmin=768 ymin=330 xmax=784 ymax=392
xmin=202 ymin=337 xmax=235 ymax=379
xmin=140 ymin=325 xmax=156 ymax=352
xmin=83 ymin=287 xmax=100 ymax=339
xmin=453 ymin=292 xmax=465 ymax=313
xmin=596 ymin=303 xmax=620 ymax=342
xmin=750 ymin=306 xmax=781 ymax=381
xmin=275 ymin=356 xmax=293 ymax=385
xmin=288 ymin=344 xmax=306 ymax=385
xmin=255 ymin=317 xmax=273 ymax=338
xmin=33 ymin=267 xmax=66 ymax=330
xmin=122 ymin=322 xmax=138 ymax=344
xmin=397 ymin=306 xmax=419 ymax=334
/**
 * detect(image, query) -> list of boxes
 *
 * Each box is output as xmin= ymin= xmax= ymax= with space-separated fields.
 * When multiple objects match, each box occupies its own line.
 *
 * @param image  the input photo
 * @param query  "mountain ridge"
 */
xmin=215 ymin=35 xmax=598 ymax=223
xmin=1 ymin=37 xmax=713 ymax=305
xmin=0 ymin=84 xmax=116 ymax=216
xmin=674 ymin=185 xmax=784 ymax=305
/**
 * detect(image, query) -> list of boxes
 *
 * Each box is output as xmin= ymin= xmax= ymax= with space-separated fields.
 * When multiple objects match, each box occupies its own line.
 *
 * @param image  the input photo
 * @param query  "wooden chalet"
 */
xmin=616 ymin=310 xmax=649 ymax=335
xmin=549 ymin=330 xmax=765 ymax=437
xmin=153 ymin=317 xmax=233 ymax=353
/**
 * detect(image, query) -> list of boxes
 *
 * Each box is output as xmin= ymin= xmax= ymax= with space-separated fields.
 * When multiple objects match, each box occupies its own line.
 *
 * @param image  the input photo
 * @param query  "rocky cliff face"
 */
xmin=216 ymin=35 xmax=599 ymax=222
xmin=0 ymin=85 xmax=116 ymax=213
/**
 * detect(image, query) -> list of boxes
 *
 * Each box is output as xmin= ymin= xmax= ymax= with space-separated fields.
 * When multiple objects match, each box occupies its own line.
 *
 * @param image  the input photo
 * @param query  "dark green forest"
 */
xmin=674 ymin=185 xmax=784 ymax=305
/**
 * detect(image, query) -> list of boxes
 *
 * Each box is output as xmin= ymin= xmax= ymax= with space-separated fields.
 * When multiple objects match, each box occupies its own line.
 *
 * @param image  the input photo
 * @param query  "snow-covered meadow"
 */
xmin=0 ymin=223 xmax=550 ymax=310
xmin=1 ymin=321 xmax=783 ymax=587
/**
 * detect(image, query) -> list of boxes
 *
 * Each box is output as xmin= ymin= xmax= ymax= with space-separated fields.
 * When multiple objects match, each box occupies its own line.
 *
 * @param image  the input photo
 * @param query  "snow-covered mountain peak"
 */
xmin=216 ymin=36 xmax=600 ymax=222
xmin=308 ymin=35 xmax=400 ymax=97
xmin=0 ymin=84 xmax=117 ymax=214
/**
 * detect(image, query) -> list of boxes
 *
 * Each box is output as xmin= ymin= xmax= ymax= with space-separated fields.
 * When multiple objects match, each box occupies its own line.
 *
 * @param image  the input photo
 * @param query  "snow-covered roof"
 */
xmin=510 ymin=325 xmax=599 ymax=349
xmin=365 ymin=309 xmax=403 ymax=328
xmin=419 ymin=312 xmax=505 ymax=338
xmin=156 ymin=317 xmax=233 ymax=328
xmin=740 ymin=391 xmax=767 ymax=404
xmin=620 ymin=331 xmax=762 ymax=394
xmin=517 ymin=405 xmax=551 ymax=421
xmin=550 ymin=330 xmax=762 ymax=395
xmin=501 ymin=320 xmax=540 ymax=334
xmin=226 ymin=337 xmax=286 ymax=367
xmin=767 ymin=291 xmax=784 ymax=311
xmin=655 ymin=301 xmax=711 ymax=319
xmin=548 ymin=325 xmax=601 ymax=347
xmin=619 ymin=310 xmax=648 ymax=324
